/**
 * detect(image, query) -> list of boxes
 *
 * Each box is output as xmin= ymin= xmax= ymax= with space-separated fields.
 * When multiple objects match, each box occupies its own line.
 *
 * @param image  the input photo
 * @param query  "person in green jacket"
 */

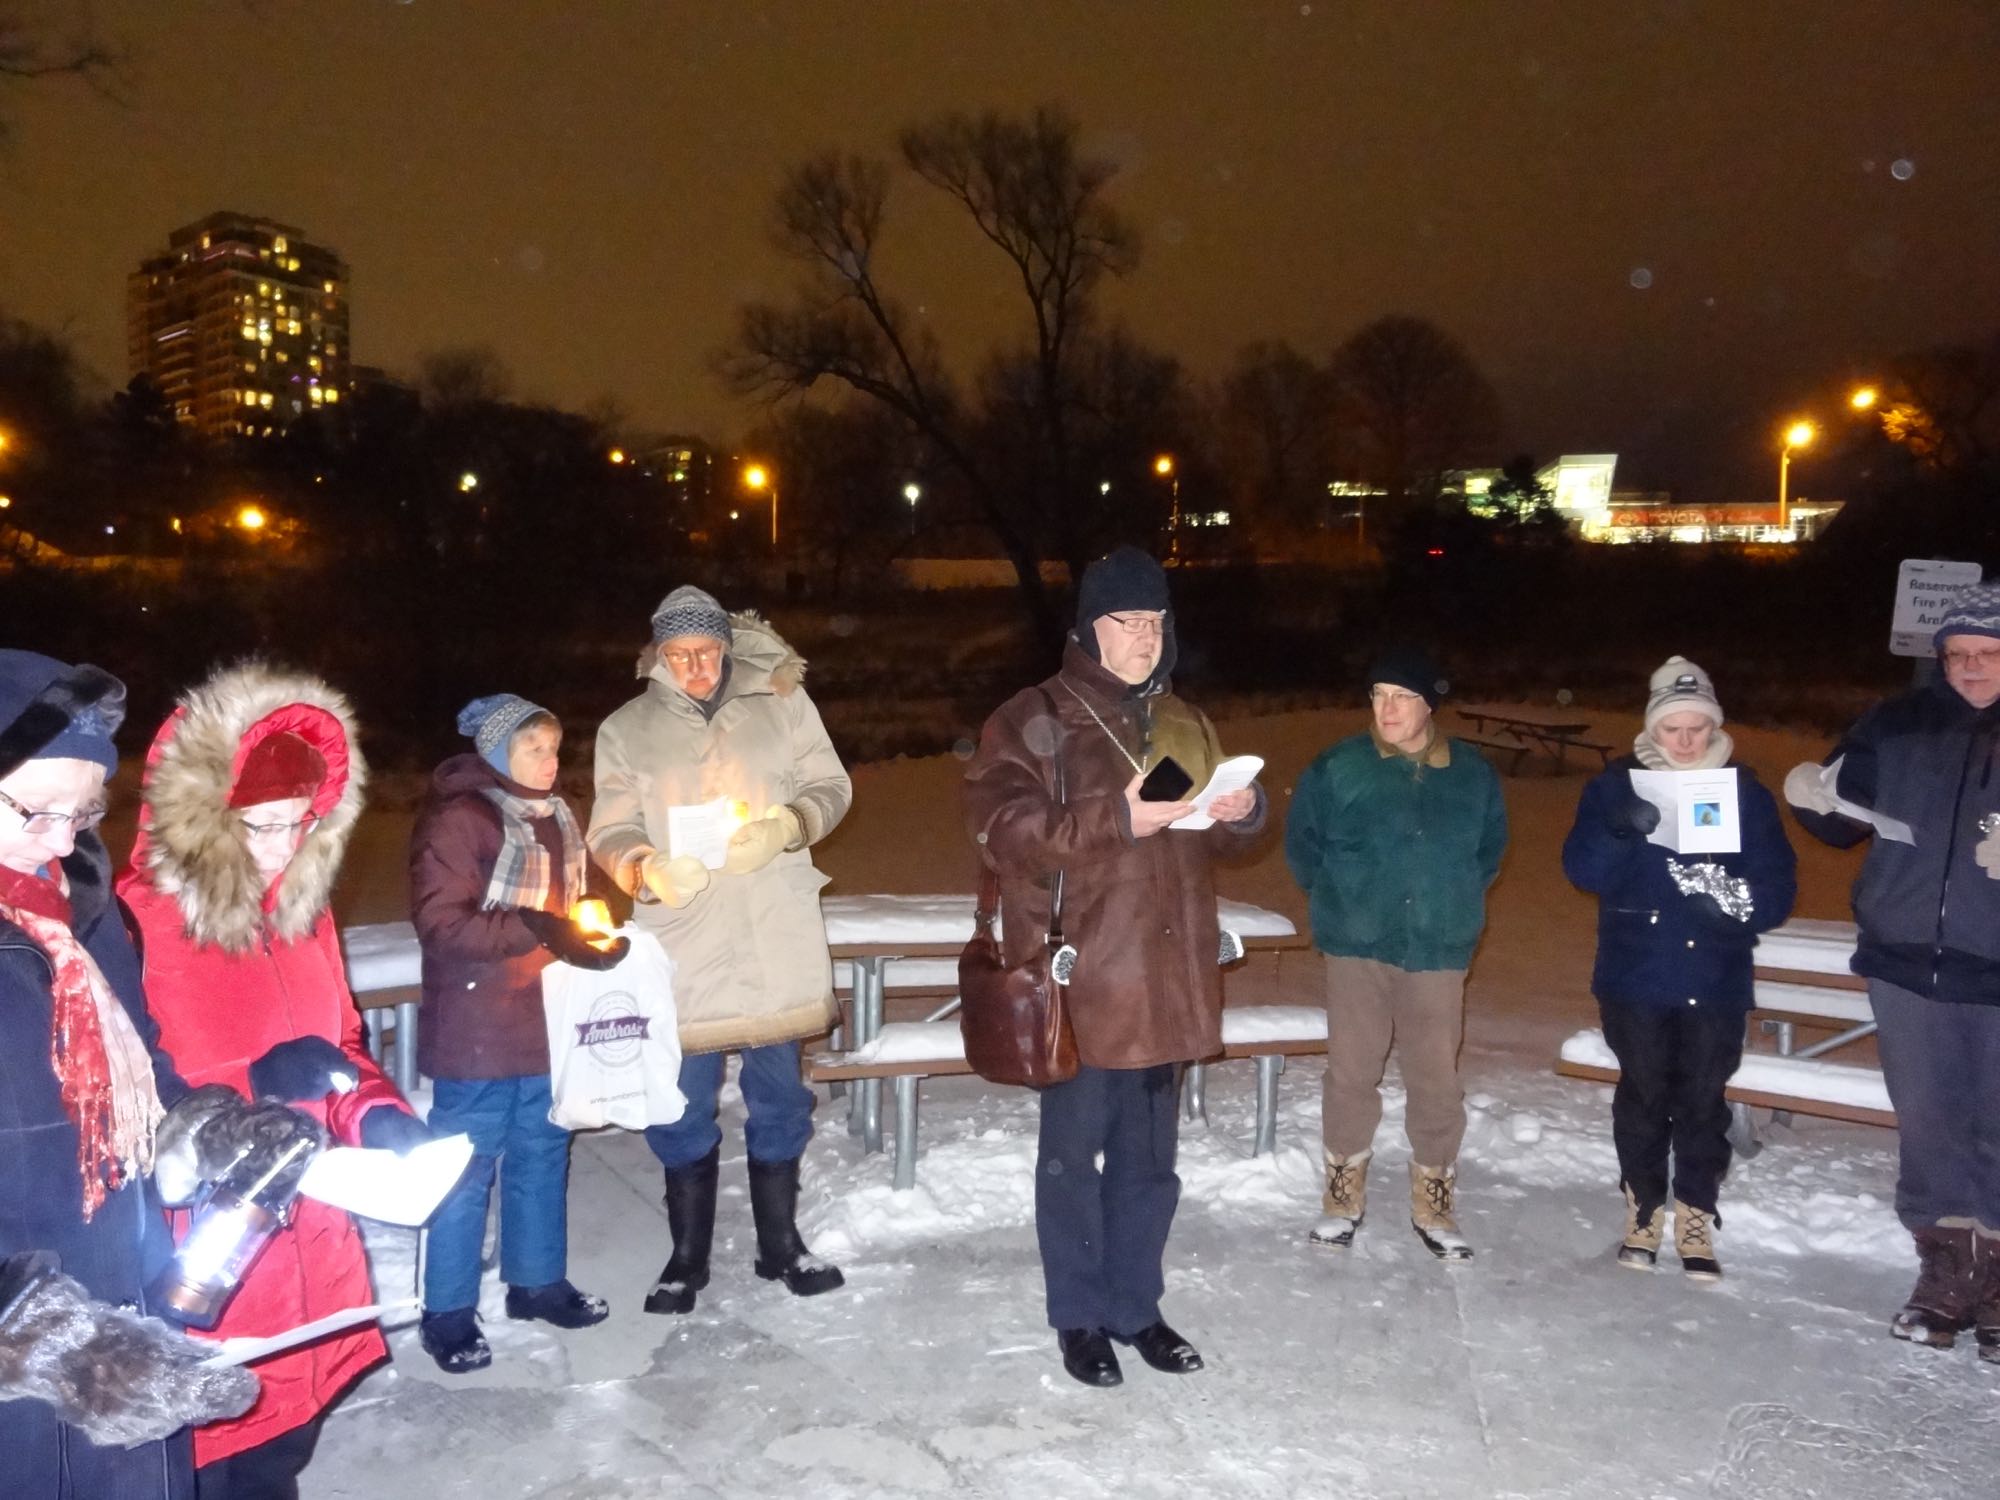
xmin=1284 ymin=647 xmax=1508 ymax=1259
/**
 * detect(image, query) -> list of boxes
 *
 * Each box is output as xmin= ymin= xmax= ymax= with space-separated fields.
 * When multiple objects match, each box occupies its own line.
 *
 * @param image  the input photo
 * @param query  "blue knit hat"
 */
xmin=456 ymin=694 xmax=550 ymax=776
xmin=1933 ymin=581 xmax=2000 ymax=650
xmin=0 ymin=651 xmax=125 ymax=779
xmin=649 ymin=586 xmax=732 ymax=647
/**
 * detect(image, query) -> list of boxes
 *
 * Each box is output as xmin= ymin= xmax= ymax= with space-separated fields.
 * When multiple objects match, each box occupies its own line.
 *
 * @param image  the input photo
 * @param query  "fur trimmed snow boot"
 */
xmin=1891 ymin=1224 xmax=1982 ymax=1348
xmin=1410 ymin=1162 xmax=1473 ymax=1261
xmin=1309 ymin=1149 xmax=1370 ymax=1249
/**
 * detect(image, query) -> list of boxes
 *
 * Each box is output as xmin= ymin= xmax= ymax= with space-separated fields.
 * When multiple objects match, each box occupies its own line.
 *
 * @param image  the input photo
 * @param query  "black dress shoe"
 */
xmin=1056 ymin=1327 xmax=1123 ymax=1388
xmin=1116 ymin=1320 xmax=1204 ymax=1374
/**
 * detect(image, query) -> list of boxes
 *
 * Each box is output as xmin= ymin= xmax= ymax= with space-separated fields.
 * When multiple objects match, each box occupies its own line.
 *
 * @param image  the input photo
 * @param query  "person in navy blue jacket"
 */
xmin=1562 ymin=658 xmax=1796 ymax=1281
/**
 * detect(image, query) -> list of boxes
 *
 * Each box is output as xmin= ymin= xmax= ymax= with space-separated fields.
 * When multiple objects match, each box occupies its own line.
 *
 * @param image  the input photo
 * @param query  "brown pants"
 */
xmin=1321 ymin=955 xmax=1468 ymax=1165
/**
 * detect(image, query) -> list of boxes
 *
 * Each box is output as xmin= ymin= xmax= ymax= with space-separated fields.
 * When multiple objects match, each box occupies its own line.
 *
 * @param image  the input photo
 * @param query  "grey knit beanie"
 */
xmin=1644 ymin=656 xmax=1723 ymax=735
xmin=649 ymin=585 xmax=733 ymax=647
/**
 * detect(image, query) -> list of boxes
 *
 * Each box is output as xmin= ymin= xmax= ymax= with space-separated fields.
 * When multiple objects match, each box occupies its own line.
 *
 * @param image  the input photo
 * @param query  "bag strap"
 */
xmin=973 ymin=686 xmax=1068 ymax=945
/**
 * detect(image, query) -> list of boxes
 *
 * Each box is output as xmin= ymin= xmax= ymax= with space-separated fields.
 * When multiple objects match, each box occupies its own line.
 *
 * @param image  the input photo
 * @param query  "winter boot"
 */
xmin=1410 ymin=1162 xmax=1473 ymax=1261
xmin=1618 ymin=1185 xmax=1665 ymax=1271
xmin=644 ymin=1145 xmax=719 ymax=1315
xmin=1891 ymin=1224 xmax=1982 ymax=1348
xmin=418 ymin=1307 xmax=491 ymax=1374
xmin=1673 ymin=1200 xmax=1722 ymax=1282
xmin=1308 ymin=1149 xmax=1370 ymax=1249
xmin=1975 ymin=1233 xmax=2000 ymax=1365
xmin=505 ymin=1279 xmax=609 ymax=1329
xmin=747 ymin=1156 xmax=845 ymax=1297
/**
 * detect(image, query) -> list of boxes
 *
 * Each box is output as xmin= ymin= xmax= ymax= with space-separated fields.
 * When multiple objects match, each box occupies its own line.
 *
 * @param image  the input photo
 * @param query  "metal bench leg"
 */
xmin=394 ymin=1001 xmax=420 ymax=1094
xmin=847 ymin=959 xmax=883 ymax=1137
xmin=1253 ymin=1054 xmax=1283 ymax=1157
xmin=859 ymin=961 xmax=889 ymax=1154
xmin=1775 ymin=1020 xmax=1796 ymax=1056
xmin=893 ymin=1075 xmax=919 ymax=1191
xmin=1727 ymin=1100 xmax=1763 ymax=1159
xmin=1183 ymin=1061 xmax=1208 ymax=1124
xmin=363 ymin=1008 xmax=388 ymax=1065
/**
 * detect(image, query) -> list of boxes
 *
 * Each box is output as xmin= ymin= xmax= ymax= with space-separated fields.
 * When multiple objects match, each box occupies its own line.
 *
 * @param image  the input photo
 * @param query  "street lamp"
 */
xmin=458 ymin=471 xmax=479 ymax=493
xmin=1154 ymin=453 xmax=1182 ymax=561
xmin=1778 ymin=420 xmax=1815 ymax=536
xmin=608 ymin=447 xmax=627 ymax=465
xmin=742 ymin=463 xmax=777 ymax=547
xmin=237 ymin=504 xmax=267 ymax=532
xmin=1849 ymin=386 xmax=1878 ymax=412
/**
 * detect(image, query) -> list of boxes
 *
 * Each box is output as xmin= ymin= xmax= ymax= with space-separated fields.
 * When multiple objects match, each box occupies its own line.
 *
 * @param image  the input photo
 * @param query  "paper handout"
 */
xmin=202 ymin=1299 xmax=419 ymax=1368
xmin=1628 ymin=768 xmax=1742 ymax=855
xmin=295 ymin=1132 xmax=474 ymax=1226
xmin=666 ymin=799 xmax=743 ymax=870
xmin=1172 ymin=756 xmax=1265 ymax=831
xmin=1818 ymin=756 xmax=1916 ymax=844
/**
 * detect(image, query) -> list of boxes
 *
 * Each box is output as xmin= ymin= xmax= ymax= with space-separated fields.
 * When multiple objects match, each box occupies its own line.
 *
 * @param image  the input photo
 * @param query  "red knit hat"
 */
xmin=228 ymin=730 xmax=327 ymax=807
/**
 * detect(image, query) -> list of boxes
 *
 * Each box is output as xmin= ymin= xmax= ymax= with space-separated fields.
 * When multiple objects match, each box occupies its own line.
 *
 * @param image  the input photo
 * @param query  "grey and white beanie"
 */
xmin=457 ymin=693 xmax=550 ymax=775
xmin=649 ymin=585 xmax=733 ymax=647
xmin=1932 ymin=580 xmax=2000 ymax=650
xmin=1644 ymin=655 xmax=1724 ymax=736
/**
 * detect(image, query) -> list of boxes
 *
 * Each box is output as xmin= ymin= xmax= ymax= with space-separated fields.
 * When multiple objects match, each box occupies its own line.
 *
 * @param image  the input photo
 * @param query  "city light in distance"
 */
xmin=1849 ymin=386 xmax=1878 ymax=411
xmin=236 ymin=505 xmax=267 ymax=531
xmin=458 ymin=471 xmax=479 ymax=492
xmin=608 ymin=448 xmax=626 ymax=464
xmin=742 ymin=464 xmax=770 ymax=491
xmin=1153 ymin=454 xmax=1174 ymax=476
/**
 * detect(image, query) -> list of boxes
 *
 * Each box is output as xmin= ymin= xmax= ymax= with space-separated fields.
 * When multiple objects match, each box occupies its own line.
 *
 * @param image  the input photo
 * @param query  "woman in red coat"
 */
xmin=119 ymin=662 xmax=429 ymax=1500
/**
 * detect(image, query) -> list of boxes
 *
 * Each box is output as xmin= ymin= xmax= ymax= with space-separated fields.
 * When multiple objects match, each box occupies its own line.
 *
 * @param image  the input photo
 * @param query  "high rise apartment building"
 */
xmin=127 ymin=212 xmax=350 ymax=438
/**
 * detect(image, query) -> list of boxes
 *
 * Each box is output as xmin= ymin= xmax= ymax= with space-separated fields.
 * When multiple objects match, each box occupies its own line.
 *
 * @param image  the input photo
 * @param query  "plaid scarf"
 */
xmin=479 ymin=787 xmax=586 ymax=915
xmin=0 ymin=864 xmax=163 ymax=1219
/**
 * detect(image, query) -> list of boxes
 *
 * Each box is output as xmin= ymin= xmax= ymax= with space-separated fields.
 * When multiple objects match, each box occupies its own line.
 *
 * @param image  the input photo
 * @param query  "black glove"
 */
xmin=359 ymin=1108 xmax=434 ymax=1156
xmin=248 ymin=1035 xmax=357 ymax=1103
xmin=519 ymin=909 xmax=630 ymax=970
xmin=0 ymin=1251 xmax=260 ymax=1446
xmin=1608 ymin=788 xmax=1661 ymax=838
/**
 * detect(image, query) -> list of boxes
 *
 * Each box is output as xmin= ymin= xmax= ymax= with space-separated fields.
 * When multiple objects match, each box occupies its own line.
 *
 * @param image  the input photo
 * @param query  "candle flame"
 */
xmin=571 ymin=899 xmax=613 ymax=941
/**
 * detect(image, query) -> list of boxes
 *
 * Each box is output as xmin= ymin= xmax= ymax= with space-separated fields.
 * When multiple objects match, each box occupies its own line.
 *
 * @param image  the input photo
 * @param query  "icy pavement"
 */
xmin=308 ymin=1052 xmax=1997 ymax=1500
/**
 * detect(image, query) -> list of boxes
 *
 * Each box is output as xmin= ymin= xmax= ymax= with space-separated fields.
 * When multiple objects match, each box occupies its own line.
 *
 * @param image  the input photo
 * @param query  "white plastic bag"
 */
xmin=541 ymin=925 xmax=686 ymax=1130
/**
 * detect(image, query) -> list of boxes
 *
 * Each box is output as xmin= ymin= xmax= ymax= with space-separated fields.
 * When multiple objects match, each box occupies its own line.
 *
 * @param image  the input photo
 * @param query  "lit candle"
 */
xmin=570 ymin=899 xmax=613 ymax=945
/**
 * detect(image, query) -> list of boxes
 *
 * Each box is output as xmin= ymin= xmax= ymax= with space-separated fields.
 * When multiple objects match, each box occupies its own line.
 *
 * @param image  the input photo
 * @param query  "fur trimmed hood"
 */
xmin=635 ymin=609 xmax=807 ymax=700
xmin=128 ymin=662 xmax=365 ymax=953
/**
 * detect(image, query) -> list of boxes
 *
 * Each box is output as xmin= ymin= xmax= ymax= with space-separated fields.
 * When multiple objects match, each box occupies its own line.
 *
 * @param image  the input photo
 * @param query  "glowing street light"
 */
xmin=1849 ymin=386 xmax=1878 ymax=412
xmin=458 ymin=471 xmax=479 ymax=493
xmin=1153 ymin=454 xmax=1174 ymax=477
xmin=237 ymin=504 xmax=268 ymax=532
xmin=1778 ymin=420 xmax=1815 ymax=535
xmin=608 ymin=447 xmax=627 ymax=464
xmin=1154 ymin=453 xmax=1182 ymax=560
xmin=742 ymin=462 xmax=777 ymax=546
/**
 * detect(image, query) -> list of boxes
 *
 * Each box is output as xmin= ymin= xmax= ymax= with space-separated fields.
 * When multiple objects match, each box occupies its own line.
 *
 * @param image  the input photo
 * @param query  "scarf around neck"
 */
xmin=0 ymin=863 xmax=163 ymax=1218
xmin=479 ymin=786 xmax=587 ymax=915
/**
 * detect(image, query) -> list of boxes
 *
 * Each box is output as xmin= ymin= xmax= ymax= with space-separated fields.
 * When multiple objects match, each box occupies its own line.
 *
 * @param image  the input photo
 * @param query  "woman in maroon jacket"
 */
xmin=408 ymin=695 xmax=624 ymax=1373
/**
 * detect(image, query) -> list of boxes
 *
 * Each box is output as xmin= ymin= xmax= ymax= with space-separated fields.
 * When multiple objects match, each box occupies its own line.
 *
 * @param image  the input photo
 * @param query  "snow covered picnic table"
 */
xmin=1556 ymin=918 xmax=1894 ymax=1132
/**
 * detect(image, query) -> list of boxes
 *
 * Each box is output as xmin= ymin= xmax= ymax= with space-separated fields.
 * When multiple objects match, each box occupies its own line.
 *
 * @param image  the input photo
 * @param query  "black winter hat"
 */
xmin=1074 ymin=545 xmax=1171 ymax=633
xmin=1366 ymin=645 xmax=1446 ymax=709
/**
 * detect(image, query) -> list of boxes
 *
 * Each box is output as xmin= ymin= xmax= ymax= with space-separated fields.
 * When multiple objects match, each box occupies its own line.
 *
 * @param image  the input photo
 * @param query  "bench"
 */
xmin=1459 ymin=737 xmax=1533 ymax=776
xmin=806 ymin=1005 xmax=1329 ymax=1191
xmin=1556 ymin=1028 xmax=1894 ymax=1128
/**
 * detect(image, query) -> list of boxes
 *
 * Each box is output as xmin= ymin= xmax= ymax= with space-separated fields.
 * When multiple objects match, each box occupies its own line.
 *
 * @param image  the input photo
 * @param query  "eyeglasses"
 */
xmin=662 ymin=646 xmax=724 ymax=670
xmin=1941 ymin=646 xmax=2000 ymax=671
xmin=1369 ymin=687 xmax=1424 ymax=705
xmin=0 ymin=787 xmax=108 ymax=836
xmin=239 ymin=813 xmax=322 ymax=840
xmin=1102 ymin=612 xmax=1165 ymax=638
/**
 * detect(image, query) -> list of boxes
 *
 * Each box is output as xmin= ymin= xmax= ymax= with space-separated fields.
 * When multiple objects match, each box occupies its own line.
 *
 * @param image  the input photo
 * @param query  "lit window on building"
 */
xmin=258 ymin=392 xmax=273 ymax=409
xmin=323 ymin=389 xmax=339 ymax=404
xmin=242 ymin=390 xmax=259 ymax=407
xmin=273 ymin=236 xmax=288 ymax=254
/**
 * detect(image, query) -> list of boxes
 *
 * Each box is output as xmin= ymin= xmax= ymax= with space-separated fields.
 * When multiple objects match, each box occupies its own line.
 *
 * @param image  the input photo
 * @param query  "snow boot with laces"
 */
xmin=1891 ymin=1224 xmax=1982 ymax=1348
xmin=644 ymin=1145 xmax=719 ymax=1315
xmin=1618 ymin=1185 xmax=1665 ymax=1271
xmin=1673 ymin=1199 xmax=1722 ymax=1282
xmin=1410 ymin=1162 xmax=1473 ymax=1261
xmin=1309 ymin=1149 xmax=1370 ymax=1249
xmin=748 ymin=1156 xmax=845 ymax=1296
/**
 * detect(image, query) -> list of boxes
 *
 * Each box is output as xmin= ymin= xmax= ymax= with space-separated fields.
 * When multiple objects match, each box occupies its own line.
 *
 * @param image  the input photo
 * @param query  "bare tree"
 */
xmin=1877 ymin=335 xmax=2000 ymax=476
xmin=722 ymin=106 xmax=1142 ymax=647
xmin=1217 ymin=339 xmax=1336 ymax=534
xmin=0 ymin=6 xmax=123 ymax=139
xmin=1330 ymin=315 xmax=1500 ymax=507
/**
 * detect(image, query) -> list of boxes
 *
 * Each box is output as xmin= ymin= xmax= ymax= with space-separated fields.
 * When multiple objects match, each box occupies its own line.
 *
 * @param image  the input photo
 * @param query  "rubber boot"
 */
xmin=747 ymin=1156 xmax=844 ymax=1296
xmin=644 ymin=1145 xmax=719 ymax=1315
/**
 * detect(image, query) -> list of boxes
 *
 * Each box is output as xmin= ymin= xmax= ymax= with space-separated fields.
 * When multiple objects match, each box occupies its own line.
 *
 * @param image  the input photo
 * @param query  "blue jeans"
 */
xmin=644 ymin=1043 xmax=814 ymax=1170
xmin=423 ymin=1074 xmax=573 ymax=1313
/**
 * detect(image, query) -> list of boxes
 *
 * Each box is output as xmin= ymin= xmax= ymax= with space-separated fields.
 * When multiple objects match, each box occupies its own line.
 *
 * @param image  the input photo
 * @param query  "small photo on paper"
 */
xmin=1693 ymin=802 xmax=1721 ymax=827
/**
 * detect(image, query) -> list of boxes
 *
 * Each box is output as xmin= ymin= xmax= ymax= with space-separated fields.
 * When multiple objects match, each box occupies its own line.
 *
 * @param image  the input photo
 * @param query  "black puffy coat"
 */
xmin=1562 ymin=756 xmax=1797 ymax=1013
xmin=0 ymin=834 xmax=193 ymax=1500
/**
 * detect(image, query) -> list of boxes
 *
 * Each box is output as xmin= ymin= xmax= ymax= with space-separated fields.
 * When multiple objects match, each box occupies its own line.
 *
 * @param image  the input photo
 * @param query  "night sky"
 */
xmin=4 ymin=0 xmax=1997 ymax=502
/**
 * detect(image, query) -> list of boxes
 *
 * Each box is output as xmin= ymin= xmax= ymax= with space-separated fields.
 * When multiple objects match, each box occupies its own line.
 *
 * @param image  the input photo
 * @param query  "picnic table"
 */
xmin=1453 ymin=707 xmax=1616 ymax=773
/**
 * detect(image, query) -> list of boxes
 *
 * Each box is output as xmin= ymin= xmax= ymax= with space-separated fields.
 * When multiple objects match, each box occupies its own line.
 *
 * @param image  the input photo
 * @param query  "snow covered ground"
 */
xmin=303 ymin=702 xmax=1999 ymax=1498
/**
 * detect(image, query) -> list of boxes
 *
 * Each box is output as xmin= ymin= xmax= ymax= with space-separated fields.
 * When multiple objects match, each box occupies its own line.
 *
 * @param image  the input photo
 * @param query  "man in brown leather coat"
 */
xmin=962 ymin=546 xmax=1262 ymax=1389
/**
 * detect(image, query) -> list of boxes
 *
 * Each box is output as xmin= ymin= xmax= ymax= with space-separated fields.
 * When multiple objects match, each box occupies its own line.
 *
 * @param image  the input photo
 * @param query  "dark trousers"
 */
xmin=1599 ymin=1000 xmax=1744 ymax=1218
xmin=194 ymin=1414 xmax=324 ymax=1500
xmin=1035 ymin=1063 xmax=1181 ymax=1336
xmin=1870 ymin=978 xmax=2000 ymax=1232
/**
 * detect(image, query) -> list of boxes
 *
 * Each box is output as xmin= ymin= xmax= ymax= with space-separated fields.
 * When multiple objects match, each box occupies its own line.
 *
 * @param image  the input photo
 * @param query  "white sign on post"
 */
xmin=1890 ymin=558 xmax=1981 ymax=657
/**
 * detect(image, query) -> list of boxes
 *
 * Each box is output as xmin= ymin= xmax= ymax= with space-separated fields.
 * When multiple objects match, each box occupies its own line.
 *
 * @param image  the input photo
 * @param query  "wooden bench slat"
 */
xmin=1554 ymin=1057 xmax=1897 ymax=1129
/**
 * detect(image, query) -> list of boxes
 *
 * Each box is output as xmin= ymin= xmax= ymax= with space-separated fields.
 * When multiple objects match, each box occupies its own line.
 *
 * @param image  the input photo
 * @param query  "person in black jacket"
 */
xmin=1564 ymin=657 xmax=1796 ymax=1280
xmin=1785 ymin=583 xmax=2000 ymax=1359
xmin=0 ymin=651 xmax=244 ymax=1499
